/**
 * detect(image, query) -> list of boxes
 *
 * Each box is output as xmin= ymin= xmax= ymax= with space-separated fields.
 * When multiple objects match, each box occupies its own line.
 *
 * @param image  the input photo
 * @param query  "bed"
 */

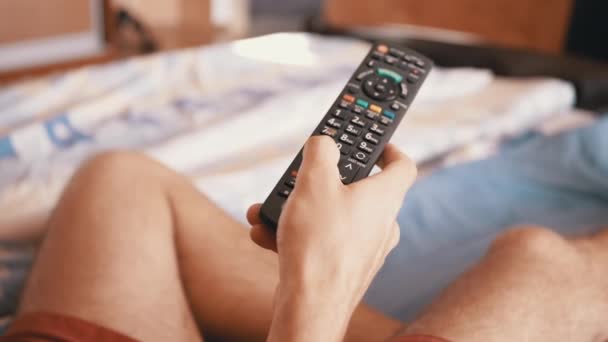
xmin=0 ymin=32 xmax=595 ymax=329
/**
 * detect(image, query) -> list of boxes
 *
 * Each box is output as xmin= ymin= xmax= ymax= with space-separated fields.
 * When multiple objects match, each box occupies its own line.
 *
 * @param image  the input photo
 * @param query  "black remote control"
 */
xmin=259 ymin=43 xmax=433 ymax=228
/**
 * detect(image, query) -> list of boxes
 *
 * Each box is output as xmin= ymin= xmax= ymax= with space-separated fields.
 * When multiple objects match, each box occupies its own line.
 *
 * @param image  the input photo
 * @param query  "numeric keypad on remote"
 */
xmin=260 ymin=42 xmax=432 ymax=229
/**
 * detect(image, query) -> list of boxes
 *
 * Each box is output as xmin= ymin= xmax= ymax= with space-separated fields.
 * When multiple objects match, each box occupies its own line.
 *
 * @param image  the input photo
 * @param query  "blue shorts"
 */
xmin=366 ymin=117 xmax=608 ymax=321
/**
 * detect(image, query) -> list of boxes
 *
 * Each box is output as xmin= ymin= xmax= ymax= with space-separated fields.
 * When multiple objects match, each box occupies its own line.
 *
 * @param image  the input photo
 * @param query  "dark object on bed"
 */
xmin=307 ymin=18 xmax=608 ymax=112
xmin=566 ymin=0 xmax=608 ymax=62
xmin=397 ymin=40 xmax=608 ymax=113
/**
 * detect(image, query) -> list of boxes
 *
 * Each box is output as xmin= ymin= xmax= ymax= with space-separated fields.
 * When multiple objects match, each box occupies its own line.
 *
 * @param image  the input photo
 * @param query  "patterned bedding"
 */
xmin=0 ymin=33 xmax=577 ymax=329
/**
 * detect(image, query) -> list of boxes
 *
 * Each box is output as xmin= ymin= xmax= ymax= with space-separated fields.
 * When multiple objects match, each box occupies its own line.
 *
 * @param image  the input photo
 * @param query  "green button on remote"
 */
xmin=356 ymin=99 xmax=369 ymax=108
xmin=377 ymin=68 xmax=403 ymax=83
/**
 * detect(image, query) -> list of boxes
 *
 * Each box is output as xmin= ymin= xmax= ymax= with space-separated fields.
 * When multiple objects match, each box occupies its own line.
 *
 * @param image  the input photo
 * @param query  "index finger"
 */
xmin=361 ymin=144 xmax=417 ymax=199
xmin=297 ymin=135 xmax=341 ymax=187
xmin=247 ymin=203 xmax=263 ymax=226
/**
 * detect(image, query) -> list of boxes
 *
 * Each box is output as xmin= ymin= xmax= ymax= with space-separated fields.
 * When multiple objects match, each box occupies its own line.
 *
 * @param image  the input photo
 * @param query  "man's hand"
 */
xmin=247 ymin=136 xmax=417 ymax=342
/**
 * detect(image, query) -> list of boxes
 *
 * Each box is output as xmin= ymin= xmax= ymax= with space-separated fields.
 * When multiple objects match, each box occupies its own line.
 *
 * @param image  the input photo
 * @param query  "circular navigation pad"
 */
xmin=363 ymin=75 xmax=399 ymax=101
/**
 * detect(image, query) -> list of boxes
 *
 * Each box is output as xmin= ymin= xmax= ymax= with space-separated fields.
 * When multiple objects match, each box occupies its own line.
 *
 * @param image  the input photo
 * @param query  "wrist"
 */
xmin=278 ymin=247 xmax=363 ymax=309
xmin=277 ymin=272 xmax=357 ymax=315
xmin=269 ymin=279 xmax=356 ymax=342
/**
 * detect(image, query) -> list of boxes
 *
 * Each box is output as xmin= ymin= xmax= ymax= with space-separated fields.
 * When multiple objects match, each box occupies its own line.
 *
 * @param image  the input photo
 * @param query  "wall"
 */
xmin=324 ymin=0 xmax=574 ymax=53
xmin=0 ymin=0 xmax=93 ymax=44
xmin=0 ymin=0 xmax=107 ymax=73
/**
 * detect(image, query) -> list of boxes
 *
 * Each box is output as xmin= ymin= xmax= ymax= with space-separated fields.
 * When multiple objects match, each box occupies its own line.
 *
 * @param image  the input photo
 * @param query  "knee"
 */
xmin=84 ymin=150 xmax=153 ymax=171
xmin=74 ymin=151 xmax=164 ymax=188
xmin=489 ymin=226 xmax=581 ymax=265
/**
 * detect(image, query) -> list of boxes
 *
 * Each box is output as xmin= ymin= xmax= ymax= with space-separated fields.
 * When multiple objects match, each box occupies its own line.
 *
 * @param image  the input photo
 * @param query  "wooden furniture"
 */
xmin=0 ymin=1 xmax=105 ymax=45
xmin=323 ymin=0 xmax=575 ymax=53
xmin=0 ymin=0 xmax=116 ymax=84
xmin=113 ymin=0 xmax=212 ymax=50
xmin=0 ymin=0 xmax=212 ymax=84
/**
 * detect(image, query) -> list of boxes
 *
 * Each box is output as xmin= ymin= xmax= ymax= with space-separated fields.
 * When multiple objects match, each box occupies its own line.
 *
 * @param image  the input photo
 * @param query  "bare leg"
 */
xmin=403 ymin=227 xmax=608 ymax=341
xmin=18 ymin=152 xmax=402 ymax=342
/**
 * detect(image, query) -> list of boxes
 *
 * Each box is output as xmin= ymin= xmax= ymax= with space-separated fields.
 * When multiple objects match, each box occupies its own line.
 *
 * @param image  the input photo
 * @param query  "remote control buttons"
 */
xmin=339 ymin=133 xmax=356 ymax=145
xmin=389 ymin=48 xmax=405 ymax=58
xmin=363 ymin=76 xmax=398 ymax=101
xmin=362 ymin=68 xmax=404 ymax=102
xmin=345 ymin=124 xmax=362 ymax=136
xmin=353 ymin=150 xmax=370 ymax=163
xmin=339 ymin=100 xmax=353 ymax=110
xmin=353 ymin=99 xmax=369 ymax=114
xmin=358 ymin=141 xmax=374 ymax=154
xmin=370 ymin=104 xmax=382 ymax=113
xmin=371 ymin=51 xmax=384 ymax=60
xmin=338 ymin=158 xmax=360 ymax=184
xmin=333 ymin=108 xmax=348 ymax=119
xmin=285 ymin=178 xmax=296 ymax=188
xmin=377 ymin=68 xmax=403 ymax=83
xmin=376 ymin=44 xmax=389 ymax=54
xmin=364 ymin=132 xmax=381 ymax=145
xmin=365 ymin=110 xmax=380 ymax=121
xmin=410 ymin=57 xmax=426 ymax=68
xmin=356 ymin=99 xmax=369 ymax=108
xmin=403 ymin=54 xmax=426 ymax=68
xmin=336 ymin=93 xmax=388 ymax=124
xmin=357 ymin=69 xmax=374 ymax=81
xmin=400 ymin=83 xmax=409 ymax=98
xmin=278 ymin=189 xmax=291 ymax=198
xmin=327 ymin=117 xmax=343 ymax=129
xmin=375 ymin=83 xmax=388 ymax=93
xmin=390 ymin=103 xmax=401 ymax=111
xmin=278 ymin=170 xmax=298 ymax=198
xmin=380 ymin=116 xmax=393 ymax=126
xmin=321 ymin=126 xmax=338 ymax=137
xmin=410 ymin=66 xmax=426 ymax=76
xmin=370 ymin=123 xmax=385 ymax=135
xmin=383 ymin=111 xmax=396 ymax=120
xmin=351 ymin=115 xmax=367 ymax=127
xmin=340 ymin=94 xmax=355 ymax=109
xmin=343 ymin=94 xmax=355 ymax=102
xmin=407 ymin=74 xmax=420 ymax=84
xmin=384 ymin=55 xmax=398 ymax=65
xmin=336 ymin=142 xmax=351 ymax=155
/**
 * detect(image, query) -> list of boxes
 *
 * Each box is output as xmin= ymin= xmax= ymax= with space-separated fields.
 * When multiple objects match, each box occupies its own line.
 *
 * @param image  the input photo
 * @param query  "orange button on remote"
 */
xmin=370 ymin=104 xmax=382 ymax=113
xmin=342 ymin=94 xmax=355 ymax=102
xmin=377 ymin=45 xmax=389 ymax=53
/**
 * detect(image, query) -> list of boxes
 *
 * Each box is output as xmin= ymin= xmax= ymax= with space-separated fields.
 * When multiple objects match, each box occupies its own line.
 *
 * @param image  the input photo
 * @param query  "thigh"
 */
xmin=18 ymin=153 xmax=202 ymax=342
xmin=402 ymin=227 xmax=608 ymax=341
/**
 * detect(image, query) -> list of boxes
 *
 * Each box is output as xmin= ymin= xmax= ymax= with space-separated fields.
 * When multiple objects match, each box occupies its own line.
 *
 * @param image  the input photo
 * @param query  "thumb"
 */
xmin=297 ymin=135 xmax=340 ymax=186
